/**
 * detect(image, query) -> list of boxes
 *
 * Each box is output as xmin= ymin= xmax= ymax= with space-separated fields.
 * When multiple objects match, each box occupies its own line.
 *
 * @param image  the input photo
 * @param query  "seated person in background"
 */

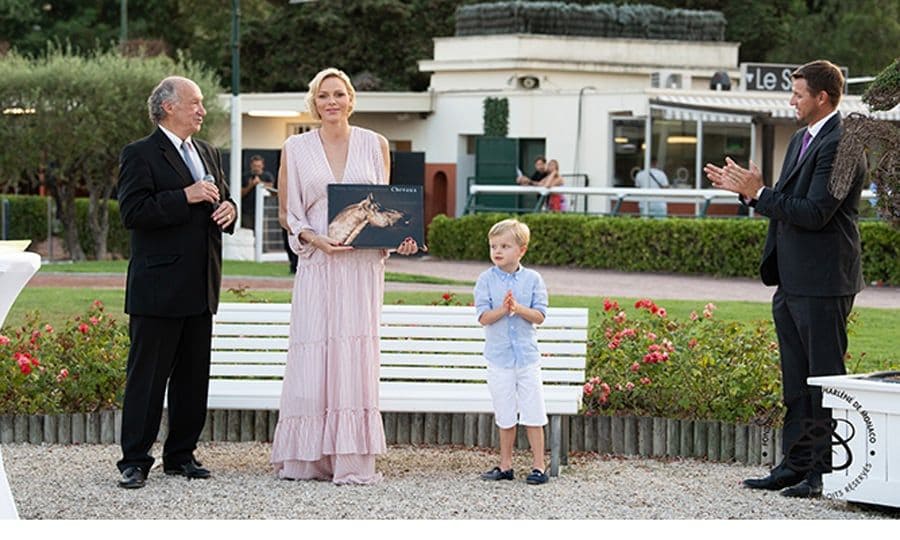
xmin=516 ymin=156 xmax=548 ymax=186
xmin=538 ymin=159 xmax=566 ymax=212
xmin=633 ymin=159 xmax=669 ymax=217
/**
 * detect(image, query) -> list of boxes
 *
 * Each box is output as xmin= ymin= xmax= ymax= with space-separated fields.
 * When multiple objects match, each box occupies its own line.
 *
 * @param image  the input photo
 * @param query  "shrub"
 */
xmin=583 ymin=297 xmax=784 ymax=424
xmin=428 ymin=213 xmax=900 ymax=285
xmin=0 ymin=301 xmax=128 ymax=414
xmin=1 ymin=194 xmax=130 ymax=258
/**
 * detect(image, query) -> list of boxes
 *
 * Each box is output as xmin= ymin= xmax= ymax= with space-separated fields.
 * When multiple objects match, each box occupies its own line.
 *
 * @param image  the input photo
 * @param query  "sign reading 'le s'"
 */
xmin=740 ymin=63 xmax=849 ymax=93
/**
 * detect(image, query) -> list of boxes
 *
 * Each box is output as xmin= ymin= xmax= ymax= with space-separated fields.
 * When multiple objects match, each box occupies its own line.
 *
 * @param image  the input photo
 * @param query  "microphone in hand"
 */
xmin=202 ymin=174 xmax=220 ymax=209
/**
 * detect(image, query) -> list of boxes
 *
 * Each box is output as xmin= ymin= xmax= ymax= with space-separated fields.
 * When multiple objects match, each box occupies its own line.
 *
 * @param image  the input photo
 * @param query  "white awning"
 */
xmin=648 ymin=89 xmax=900 ymax=123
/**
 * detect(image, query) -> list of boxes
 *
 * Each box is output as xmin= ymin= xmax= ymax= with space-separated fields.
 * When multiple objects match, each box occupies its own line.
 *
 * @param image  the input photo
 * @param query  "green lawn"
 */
xmin=5 ymin=287 xmax=897 ymax=373
xmin=39 ymin=259 xmax=469 ymax=286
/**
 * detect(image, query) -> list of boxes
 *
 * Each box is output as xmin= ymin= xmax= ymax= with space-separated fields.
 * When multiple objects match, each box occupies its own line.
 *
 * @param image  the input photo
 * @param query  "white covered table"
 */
xmin=0 ymin=248 xmax=41 ymax=520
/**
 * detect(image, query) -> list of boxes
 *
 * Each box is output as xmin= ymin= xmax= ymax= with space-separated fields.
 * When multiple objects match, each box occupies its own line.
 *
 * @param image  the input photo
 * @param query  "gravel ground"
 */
xmin=3 ymin=443 xmax=894 ymax=520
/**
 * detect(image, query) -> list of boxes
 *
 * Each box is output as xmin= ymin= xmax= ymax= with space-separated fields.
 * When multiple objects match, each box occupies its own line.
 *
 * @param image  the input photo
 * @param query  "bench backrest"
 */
xmin=211 ymin=303 xmax=588 ymax=386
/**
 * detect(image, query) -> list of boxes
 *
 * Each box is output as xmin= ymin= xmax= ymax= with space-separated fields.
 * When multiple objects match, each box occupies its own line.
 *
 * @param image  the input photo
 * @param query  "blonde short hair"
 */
xmin=488 ymin=219 xmax=530 ymax=247
xmin=305 ymin=67 xmax=356 ymax=121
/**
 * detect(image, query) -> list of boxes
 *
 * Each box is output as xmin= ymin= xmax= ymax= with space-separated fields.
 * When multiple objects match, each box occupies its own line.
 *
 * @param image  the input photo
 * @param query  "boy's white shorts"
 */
xmin=486 ymin=362 xmax=548 ymax=429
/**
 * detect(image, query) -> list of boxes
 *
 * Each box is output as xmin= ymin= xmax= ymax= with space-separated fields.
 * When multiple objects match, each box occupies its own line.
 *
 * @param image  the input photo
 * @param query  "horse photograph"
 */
xmin=327 ymin=184 xmax=423 ymax=248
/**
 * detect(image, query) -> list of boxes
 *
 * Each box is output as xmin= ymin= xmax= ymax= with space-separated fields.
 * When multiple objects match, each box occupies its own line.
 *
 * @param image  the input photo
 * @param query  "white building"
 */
xmin=229 ymin=32 xmax=899 ymax=258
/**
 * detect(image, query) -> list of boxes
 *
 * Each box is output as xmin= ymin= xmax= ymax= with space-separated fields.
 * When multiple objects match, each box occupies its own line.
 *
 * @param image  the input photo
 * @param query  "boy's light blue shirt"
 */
xmin=473 ymin=265 xmax=548 ymax=369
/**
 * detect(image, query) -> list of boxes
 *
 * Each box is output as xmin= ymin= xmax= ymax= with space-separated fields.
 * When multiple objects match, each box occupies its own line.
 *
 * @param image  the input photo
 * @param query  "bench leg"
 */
xmin=561 ymin=415 xmax=570 ymax=466
xmin=550 ymin=415 xmax=562 ymax=477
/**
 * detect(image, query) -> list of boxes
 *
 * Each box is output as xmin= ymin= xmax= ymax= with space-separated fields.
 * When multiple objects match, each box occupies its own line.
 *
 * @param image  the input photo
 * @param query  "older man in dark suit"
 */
xmin=705 ymin=60 xmax=866 ymax=498
xmin=116 ymin=76 xmax=237 ymax=489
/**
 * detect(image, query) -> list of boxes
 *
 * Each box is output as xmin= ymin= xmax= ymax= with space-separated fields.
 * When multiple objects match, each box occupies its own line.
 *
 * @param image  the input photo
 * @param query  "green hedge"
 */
xmin=428 ymin=213 xmax=900 ymax=285
xmin=2 ymin=194 xmax=130 ymax=259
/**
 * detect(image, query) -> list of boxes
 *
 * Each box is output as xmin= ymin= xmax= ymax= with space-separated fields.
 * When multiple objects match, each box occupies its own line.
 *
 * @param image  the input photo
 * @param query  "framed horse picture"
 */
xmin=327 ymin=184 xmax=424 ymax=248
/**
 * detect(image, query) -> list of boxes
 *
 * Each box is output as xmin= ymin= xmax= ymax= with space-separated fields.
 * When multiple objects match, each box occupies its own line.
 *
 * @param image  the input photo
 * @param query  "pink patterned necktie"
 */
xmin=798 ymin=130 xmax=812 ymax=161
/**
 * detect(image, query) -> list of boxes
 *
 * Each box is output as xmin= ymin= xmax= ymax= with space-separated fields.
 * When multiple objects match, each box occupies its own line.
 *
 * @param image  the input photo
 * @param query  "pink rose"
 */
xmin=688 ymin=338 xmax=698 ymax=349
xmin=0 ymin=335 xmax=9 ymax=346
xmin=90 ymin=316 xmax=100 ymax=326
xmin=16 ymin=354 xmax=32 ymax=375
xmin=703 ymin=308 xmax=713 ymax=319
xmin=630 ymin=362 xmax=640 ymax=373
xmin=657 ymin=308 xmax=667 ymax=318
xmin=645 ymin=332 xmax=657 ymax=342
xmin=600 ymin=382 xmax=611 ymax=395
xmin=44 ymin=324 xmax=54 ymax=333
xmin=583 ymin=382 xmax=594 ymax=395
xmin=640 ymin=377 xmax=652 ymax=385
xmin=705 ymin=302 xmax=717 ymax=311
xmin=607 ymin=339 xmax=620 ymax=350
xmin=689 ymin=311 xmax=698 ymax=321
xmin=613 ymin=311 xmax=627 ymax=324
xmin=78 ymin=323 xmax=90 ymax=334
xmin=93 ymin=299 xmax=104 ymax=309
xmin=625 ymin=382 xmax=635 ymax=391
xmin=57 ymin=368 xmax=69 ymax=382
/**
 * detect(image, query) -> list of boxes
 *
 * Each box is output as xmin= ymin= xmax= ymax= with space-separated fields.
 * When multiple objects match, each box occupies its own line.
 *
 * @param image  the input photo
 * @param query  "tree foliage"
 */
xmin=2 ymin=1 xmax=896 ymax=93
xmin=0 ymin=47 xmax=226 ymax=259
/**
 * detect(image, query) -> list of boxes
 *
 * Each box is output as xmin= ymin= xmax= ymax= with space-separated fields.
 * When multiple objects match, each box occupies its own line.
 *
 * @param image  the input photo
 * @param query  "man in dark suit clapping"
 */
xmin=705 ymin=60 xmax=866 ymax=498
xmin=115 ymin=76 xmax=237 ymax=489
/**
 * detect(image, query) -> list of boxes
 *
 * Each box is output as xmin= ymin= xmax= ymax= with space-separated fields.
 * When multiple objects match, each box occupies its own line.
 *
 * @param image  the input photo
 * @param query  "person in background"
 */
xmin=633 ymin=159 xmax=669 ymax=217
xmin=240 ymin=155 xmax=274 ymax=229
xmin=516 ymin=156 xmax=548 ymax=186
xmin=538 ymin=159 xmax=566 ymax=212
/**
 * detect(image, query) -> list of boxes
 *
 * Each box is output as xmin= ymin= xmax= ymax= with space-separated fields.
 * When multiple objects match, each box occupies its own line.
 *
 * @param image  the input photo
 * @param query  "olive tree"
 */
xmin=0 ymin=47 xmax=225 ymax=259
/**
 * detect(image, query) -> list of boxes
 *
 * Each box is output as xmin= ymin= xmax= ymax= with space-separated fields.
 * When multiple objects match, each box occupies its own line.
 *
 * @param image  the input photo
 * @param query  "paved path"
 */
xmin=30 ymin=257 xmax=900 ymax=308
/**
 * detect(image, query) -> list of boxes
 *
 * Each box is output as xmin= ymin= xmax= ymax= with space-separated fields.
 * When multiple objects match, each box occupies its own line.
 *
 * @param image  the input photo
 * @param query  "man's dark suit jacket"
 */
xmin=754 ymin=114 xmax=866 ymax=297
xmin=117 ymin=128 xmax=235 ymax=316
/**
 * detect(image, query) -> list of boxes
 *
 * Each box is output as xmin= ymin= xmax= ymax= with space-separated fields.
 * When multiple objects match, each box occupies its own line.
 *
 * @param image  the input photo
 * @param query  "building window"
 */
xmin=699 ymin=124 xmax=752 ymax=188
xmin=614 ymin=112 xmax=753 ymax=190
xmin=611 ymin=117 xmax=645 ymax=187
xmin=650 ymin=116 xmax=697 ymax=188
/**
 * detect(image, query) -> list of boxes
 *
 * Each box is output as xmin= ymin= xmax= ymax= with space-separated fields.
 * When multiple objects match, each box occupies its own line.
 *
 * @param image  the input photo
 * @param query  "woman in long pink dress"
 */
xmin=270 ymin=68 xmax=419 ymax=484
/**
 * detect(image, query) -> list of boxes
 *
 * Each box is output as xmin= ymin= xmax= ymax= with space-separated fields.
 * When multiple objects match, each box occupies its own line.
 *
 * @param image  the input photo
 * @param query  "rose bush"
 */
xmin=583 ymin=298 xmax=784 ymax=424
xmin=0 ymin=301 xmax=128 ymax=414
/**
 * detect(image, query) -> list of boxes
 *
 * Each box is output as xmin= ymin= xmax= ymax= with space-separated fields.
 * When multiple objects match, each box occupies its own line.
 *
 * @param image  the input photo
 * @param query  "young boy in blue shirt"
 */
xmin=474 ymin=219 xmax=549 ymax=485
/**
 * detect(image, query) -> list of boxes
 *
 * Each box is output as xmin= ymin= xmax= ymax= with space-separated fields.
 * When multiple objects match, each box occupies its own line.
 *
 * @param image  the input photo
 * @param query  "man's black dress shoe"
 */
xmin=781 ymin=474 xmax=823 ymax=498
xmin=118 ymin=466 xmax=146 ymax=489
xmin=164 ymin=458 xmax=211 ymax=479
xmin=743 ymin=465 xmax=804 ymax=491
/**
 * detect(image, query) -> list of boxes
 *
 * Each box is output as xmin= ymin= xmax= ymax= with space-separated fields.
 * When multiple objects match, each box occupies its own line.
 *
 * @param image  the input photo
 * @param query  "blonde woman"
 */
xmin=538 ymin=159 xmax=566 ymax=212
xmin=270 ymin=68 xmax=419 ymax=484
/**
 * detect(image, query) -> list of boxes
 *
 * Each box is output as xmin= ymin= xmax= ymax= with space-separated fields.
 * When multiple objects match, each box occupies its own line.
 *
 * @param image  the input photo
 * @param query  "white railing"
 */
xmin=253 ymin=185 xmax=287 ymax=262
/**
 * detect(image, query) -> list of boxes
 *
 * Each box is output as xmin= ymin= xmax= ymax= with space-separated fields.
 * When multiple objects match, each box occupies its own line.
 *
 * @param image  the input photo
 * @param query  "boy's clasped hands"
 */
xmin=502 ymin=289 xmax=519 ymax=316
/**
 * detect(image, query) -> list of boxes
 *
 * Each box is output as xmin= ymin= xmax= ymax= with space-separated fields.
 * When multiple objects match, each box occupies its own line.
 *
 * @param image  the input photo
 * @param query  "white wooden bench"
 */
xmin=208 ymin=303 xmax=589 ymax=476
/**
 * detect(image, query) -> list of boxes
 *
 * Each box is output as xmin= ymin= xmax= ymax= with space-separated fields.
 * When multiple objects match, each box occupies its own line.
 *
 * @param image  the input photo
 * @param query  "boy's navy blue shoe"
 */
xmin=480 ymin=467 xmax=514 ymax=481
xmin=526 ymin=469 xmax=548 ymax=485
